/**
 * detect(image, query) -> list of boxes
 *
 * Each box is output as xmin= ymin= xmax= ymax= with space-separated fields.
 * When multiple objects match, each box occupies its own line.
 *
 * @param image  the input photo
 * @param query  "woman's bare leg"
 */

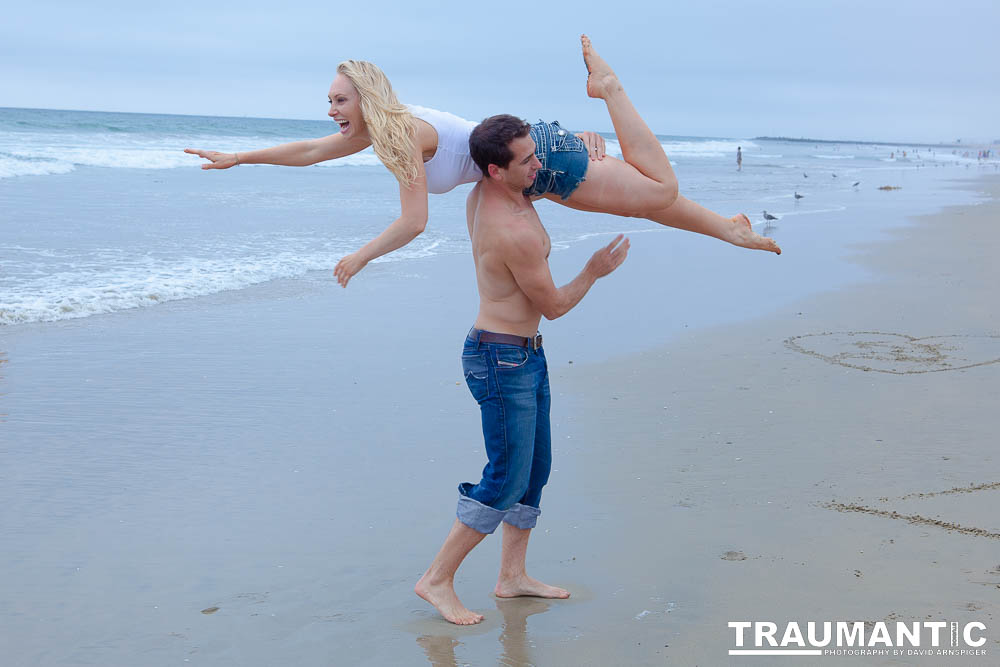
xmin=547 ymin=193 xmax=781 ymax=254
xmin=647 ymin=195 xmax=781 ymax=253
xmin=553 ymin=35 xmax=780 ymax=254
xmin=569 ymin=35 xmax=677 ymax=215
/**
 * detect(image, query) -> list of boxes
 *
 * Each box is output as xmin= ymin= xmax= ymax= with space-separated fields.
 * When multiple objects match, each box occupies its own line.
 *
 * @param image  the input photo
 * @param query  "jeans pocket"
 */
xmin=462 ymin=353 xmax=490 ymax=402
xmin=549 ymin=123 xmax=584 ymax=153
xmin=495 ymin=347 xmax=529 ymax=369
xmin=462 ymin=353 xmax=488 ymax=379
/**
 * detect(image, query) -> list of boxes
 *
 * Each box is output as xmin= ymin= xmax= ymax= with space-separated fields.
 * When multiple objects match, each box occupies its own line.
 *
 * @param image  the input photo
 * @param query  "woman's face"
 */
xmin=328 ymin=74 xmax=365 ymax=139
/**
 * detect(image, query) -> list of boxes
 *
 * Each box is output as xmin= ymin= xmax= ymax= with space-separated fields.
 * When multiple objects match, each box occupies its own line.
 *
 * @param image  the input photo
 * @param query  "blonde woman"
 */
xmin=186 ymin=36 xmax=779 ymax=287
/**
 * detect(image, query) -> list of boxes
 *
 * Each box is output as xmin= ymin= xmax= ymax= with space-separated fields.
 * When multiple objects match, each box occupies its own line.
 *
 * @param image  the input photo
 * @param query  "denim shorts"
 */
xmin=523 ymin=120 xmax=589 ymax=200
xmin=456 ymin=329 xmax=551 ymax=534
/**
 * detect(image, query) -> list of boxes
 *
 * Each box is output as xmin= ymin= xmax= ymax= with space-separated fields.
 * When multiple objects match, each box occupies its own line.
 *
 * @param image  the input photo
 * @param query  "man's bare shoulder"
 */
xmin=475 ymin=194 xmax=542 ymax=245
xmin=477 ymin=200 xmax=534 ymax=231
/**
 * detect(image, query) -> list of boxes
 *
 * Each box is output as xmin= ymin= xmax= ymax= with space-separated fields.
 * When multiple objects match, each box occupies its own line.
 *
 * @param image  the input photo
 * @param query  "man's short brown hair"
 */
xmin=469 ymin=114 xmax=532 ymax=174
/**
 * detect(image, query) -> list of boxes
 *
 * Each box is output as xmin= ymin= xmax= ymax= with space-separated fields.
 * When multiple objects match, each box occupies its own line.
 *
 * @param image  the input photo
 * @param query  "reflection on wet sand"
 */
xmin=416 ymin=596 xmax=552 ymax=667
xmin=415 ymin=634 xmax=461 ymax=667
xmin=496 ymin=597 xmax=551 ymax=667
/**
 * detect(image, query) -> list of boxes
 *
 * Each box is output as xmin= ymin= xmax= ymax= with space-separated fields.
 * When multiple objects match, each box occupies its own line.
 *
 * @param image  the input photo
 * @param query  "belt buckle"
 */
xmin=532 ymin=334 xmax=542 ymax=351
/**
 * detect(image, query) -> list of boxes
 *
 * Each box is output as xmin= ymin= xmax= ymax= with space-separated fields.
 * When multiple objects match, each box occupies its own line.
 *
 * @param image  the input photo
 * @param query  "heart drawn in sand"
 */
xmin=784 ymin=332 xmax=1000 ymax=375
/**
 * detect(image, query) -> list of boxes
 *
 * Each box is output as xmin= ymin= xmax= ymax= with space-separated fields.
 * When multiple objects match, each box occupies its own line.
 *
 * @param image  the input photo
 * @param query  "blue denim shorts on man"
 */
xmin=456 ymin=329 xmax=552 ymax=535
xmin=523 ymin=120 xmax=589 ymax=200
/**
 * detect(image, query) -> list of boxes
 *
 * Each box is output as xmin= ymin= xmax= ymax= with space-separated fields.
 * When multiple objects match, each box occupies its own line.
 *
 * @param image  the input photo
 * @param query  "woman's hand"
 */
xmin=333 ymin=147 xmax=428 ymax=288
xmin=184 ymin=148 xmax=239 ymax=169
xmin=575 ymin=131 xmax=606 ymax=161
xmin=334 ymin=251 xmax=370 ymax=288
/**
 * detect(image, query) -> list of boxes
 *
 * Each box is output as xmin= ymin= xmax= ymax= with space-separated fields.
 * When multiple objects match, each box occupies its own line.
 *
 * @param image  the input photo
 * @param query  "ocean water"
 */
xmin=1 ymin=106 xmax=994 ymax=327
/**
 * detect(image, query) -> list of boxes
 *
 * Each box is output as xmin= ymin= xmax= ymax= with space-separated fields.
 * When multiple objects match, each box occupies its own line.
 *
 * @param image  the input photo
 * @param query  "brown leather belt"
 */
xmin=475 ymin=330 xmax=543 ymax=351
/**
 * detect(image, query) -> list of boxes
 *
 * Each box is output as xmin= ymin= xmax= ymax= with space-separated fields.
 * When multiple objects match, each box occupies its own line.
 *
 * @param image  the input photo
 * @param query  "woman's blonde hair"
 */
xmin=337 ymin=60 xmax=419 ymax=187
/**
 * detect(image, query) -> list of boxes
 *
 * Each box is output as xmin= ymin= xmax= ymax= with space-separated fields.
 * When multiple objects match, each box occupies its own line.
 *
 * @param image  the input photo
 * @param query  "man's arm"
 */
xmin=504 ymin=231 xmax=629 ymax=320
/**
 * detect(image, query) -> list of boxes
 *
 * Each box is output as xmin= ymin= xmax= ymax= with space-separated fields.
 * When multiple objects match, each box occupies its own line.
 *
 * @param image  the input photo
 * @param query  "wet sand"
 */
xmin=524 ymin=176 xmax=1000 ymax=665
xmin=1 ymin=175 xmax=997 ymax=665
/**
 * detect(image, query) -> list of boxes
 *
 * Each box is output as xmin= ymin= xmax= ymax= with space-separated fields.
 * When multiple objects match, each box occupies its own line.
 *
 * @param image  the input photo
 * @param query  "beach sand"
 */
xmin=517 ymin=176 xmax=1000 ymax=666
xmin=1 ymin=175 xmax=997 ymax=665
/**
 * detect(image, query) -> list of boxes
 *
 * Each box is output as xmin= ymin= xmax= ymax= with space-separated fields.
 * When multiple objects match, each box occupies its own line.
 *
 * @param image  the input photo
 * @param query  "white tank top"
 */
xmin=406 ymin=104 xmax=483 ymax=194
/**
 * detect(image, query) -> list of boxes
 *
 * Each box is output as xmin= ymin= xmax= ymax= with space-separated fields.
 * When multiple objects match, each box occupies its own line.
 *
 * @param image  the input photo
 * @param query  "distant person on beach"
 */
xmin=414 ymin=114 xmax=629 ymax=625
xmin=186 ymin=35 xmax=778 ymax=288
xmin=737 ymin=145 xmax=742 ymax=171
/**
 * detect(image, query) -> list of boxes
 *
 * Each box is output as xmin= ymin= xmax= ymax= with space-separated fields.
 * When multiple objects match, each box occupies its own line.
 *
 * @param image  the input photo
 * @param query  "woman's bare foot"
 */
xmin=415 ymin=575 xmax=484 ymax=625
xmin=730 ymin=213 xmax=782 ymax=254
xmin=494 ymin=574 xmax=571 ymax=599
xmin=581 ymin=34 xmax=623 ymax=99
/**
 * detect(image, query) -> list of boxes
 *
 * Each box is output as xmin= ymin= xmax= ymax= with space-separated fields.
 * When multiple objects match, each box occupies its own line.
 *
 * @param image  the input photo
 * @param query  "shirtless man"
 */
xmin=414 ymin=114 xmax=629 ymax=625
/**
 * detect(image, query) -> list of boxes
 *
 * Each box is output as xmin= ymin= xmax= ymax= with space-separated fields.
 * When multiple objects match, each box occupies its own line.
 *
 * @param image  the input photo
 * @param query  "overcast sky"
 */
xmin=3 ymin=1 xmax=998 ymax=143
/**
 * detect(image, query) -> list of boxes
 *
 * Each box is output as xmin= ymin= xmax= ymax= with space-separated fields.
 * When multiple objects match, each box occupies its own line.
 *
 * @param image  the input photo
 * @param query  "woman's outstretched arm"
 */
xmin=333 ymin=145 xmax=430 ymax=287
xmin=184 ymin=132 xmax=371 ymax=169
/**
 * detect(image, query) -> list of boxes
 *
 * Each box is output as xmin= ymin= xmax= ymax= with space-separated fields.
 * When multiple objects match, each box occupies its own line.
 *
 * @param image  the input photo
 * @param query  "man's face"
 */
xmin=496 ymin=135 xmax=541 ymax=191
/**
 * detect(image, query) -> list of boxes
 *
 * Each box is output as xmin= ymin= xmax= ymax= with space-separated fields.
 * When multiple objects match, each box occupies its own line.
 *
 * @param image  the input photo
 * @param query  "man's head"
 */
xmin=470 ymin=115 xmax=540 ymax=190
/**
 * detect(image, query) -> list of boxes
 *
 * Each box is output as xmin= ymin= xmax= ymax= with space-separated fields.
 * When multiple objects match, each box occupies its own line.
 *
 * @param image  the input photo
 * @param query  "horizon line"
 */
xmin=1 ymin=106 xmax=993 ymax=148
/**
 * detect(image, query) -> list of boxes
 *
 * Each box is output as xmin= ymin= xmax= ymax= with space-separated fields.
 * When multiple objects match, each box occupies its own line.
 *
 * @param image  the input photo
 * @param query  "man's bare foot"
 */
xmin=494 ymin=574 xmax=571 ymax=599
xmin=415 ymin=575 xmax=484 ymax=625
xmin=581 ymin=34 xmax=623 ymax=99
xmin=730 ymin=213 xmax=782 ymax=254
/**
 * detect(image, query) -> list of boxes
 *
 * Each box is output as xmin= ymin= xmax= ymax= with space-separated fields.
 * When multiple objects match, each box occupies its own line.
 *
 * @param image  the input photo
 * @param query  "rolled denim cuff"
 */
xmin=501 ymin=503 xmax=541 ymax=530
xmin=456 ymin=494 xmax=506 ymax=535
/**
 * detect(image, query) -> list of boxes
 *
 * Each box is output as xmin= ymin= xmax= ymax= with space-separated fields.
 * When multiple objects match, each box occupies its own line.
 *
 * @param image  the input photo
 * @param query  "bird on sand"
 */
xmin=852 ymin=181 xmax=861 ymax=187
xmin=803 ymin=173 xmax=809 ymax=178
xmin=763 ymin=210 xmax=779 ymax=221
xmin=832 ymin=173 xmax=838 ymax=178
xmin=794 ymin=192 xmax=804 ymax=199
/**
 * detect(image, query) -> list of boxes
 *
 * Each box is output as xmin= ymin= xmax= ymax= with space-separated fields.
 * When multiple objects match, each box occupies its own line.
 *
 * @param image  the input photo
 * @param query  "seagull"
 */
xmin=832 ymin=173 xmax=838 ymax=178
xmin=794 ymin=192 xmax=804 ymax=199
xmin=803 ymin=173 xmax=809 ymax=178
xmin=762 ymin=210 xmax=779 ymax=221
xmin=852 ymin=181 xmax=860 ymax=187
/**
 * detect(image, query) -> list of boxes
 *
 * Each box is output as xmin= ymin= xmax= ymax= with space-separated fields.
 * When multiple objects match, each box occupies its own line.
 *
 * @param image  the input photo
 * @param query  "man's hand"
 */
xmin=575 ymin=132 xmax=606 ymax=161
xmin=585 ymin=234 xmax=629 ymax=279
xmin=184 ymin=148 xmax=238 ymax=169
xmin=334 ymin=251 xmax=369 ymax=287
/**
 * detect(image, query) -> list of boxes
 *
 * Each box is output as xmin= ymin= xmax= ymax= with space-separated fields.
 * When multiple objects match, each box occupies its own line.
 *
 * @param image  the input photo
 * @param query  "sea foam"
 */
xmin=0 ymin=233 xmax=460 ymax=325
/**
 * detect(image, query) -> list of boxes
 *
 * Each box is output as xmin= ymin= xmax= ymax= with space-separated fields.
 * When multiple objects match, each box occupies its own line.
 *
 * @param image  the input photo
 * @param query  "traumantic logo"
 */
xmin=728 ymin=621 xmax=989 ymax=658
